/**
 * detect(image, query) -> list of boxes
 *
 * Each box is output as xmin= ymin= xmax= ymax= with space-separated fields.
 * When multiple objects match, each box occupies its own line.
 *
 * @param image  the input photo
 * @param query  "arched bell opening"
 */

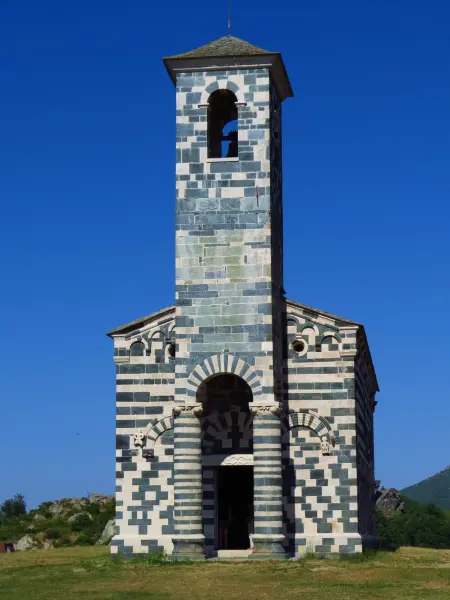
xmin=207 ymin=90 xmax=238 ymax=159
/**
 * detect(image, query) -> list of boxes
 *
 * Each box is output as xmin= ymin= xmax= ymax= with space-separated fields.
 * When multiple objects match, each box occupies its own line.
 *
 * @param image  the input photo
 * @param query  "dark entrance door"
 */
xmin=217 ymin=466 xmax=253 ymax=550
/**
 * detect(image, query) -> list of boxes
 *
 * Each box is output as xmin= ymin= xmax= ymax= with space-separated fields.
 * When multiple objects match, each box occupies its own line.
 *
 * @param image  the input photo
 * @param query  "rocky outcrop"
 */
xmin=88 ymin=493 xmax=113 ymax=507
xmin=33 ymin=514 xmax=46 ymax=521
xmin=376 ymin=488 xmax=405 ymax=515
xmin=96 ymin=519 xmax=116 ymax=545
xmin=67 ymin=512 xmax=93 ymax=525
xmin=15 ymin=534 xmax=38 ymax=551
xmin=2 ymin=493 xmax=115 ymax=550
xmin=47 ymin=494 xmax=113 ymax=519
xmin=48 ymin=499 xmax=87 ymax=518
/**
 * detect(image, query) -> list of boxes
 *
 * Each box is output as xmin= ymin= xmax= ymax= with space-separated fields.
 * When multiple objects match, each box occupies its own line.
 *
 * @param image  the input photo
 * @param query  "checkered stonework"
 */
xmin=108 ymin=37 xmax=379 ymax=559
xmin=174 ymin=68 xmax=284 ymax=405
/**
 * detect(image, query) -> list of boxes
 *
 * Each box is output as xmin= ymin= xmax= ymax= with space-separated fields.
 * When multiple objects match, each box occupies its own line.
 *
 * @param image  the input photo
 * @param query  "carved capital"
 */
xmin=251 ymin=404 xmax=281 ymax=417
xmin=172 ymin=404 xmax=203 ymax=417
xmin=133 ymin=430 xmax=146 ymax=448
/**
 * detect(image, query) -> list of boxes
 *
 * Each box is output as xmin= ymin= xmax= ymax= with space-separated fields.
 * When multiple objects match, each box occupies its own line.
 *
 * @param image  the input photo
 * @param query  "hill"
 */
xmin=0 ymin=493 xmax=115 ymax=549
xmin=401 ymin=465 xmax=450 ymax=510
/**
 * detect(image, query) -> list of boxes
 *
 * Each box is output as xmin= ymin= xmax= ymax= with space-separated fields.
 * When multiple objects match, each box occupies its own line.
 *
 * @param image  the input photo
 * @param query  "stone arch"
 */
xmin=286 ymin=318 xmax=319 ymax=338
xmin=128 ymin=334 xmax=151 ymax=356
xmin=150 ymin=330 xmax=165 ymax=340
xmin=129 ymin=340 xmax=145 ymax=357
xmin=147 ymin=416 xmax=174 ymax=448
xmin=148 ymin=330 xmax=165 ymax=355
xmin=299 ymin=323 xmax=319 ymax=336
xmin=282 ymin=409 xmax=335 ymax=445
xmin=200 ymin=79 xmax=244 ymax=105
xmin=199 ymin=373 xmax=254 ymax=453
xmin=286 ymin=316 xmax=301 ymax=330
xmin=320 ymin=331 xmax=342 ymax=344
xmin=186 ymin=354 xmax=262 ymax=398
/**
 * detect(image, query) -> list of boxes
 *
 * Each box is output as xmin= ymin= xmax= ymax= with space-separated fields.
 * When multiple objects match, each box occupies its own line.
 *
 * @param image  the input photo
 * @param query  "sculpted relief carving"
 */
xmin=133 ymin=430 xmax=146 ymax=448
xmin=250 ymin=404 xmax=281 ymax=417
xmin=173 ymin=404 xmax=203 ymax=417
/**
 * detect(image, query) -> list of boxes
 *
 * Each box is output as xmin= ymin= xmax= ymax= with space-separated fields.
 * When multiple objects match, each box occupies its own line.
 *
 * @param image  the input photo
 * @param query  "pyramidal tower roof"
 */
xmin=163 ymin=35 xmax=293 ymax=101
xmin=165 ymin=35 xmax=271 ymax=59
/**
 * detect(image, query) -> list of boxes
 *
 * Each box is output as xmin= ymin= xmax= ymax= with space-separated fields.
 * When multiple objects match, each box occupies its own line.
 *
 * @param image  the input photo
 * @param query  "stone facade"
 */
xmin=108 ymin=36 xmax=379 ymax=558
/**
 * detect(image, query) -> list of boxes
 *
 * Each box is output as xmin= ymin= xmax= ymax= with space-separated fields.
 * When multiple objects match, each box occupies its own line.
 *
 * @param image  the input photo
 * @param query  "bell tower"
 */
xmin=164 ymin=35 xmax=293 ymax=559
xmin=164 ymin=36 xmax=293 ymax=399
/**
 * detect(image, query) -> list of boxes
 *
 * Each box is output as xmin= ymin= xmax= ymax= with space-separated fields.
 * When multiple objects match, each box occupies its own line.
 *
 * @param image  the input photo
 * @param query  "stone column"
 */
xmin=171 ymin=403 xmax=205 ymax=560
xmin=251 ymin=403 xmax=286 ymax=559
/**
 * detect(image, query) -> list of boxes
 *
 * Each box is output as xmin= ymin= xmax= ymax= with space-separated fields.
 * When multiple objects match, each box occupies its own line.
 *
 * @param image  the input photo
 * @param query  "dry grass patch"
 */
xmin=0 ymin=546 xmax=449 ymax=600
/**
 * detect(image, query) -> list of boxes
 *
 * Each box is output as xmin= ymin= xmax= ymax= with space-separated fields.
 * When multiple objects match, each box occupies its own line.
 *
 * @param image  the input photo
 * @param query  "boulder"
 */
xmin=68 ymin=512 xmax=94 ymax=524
xmin=15 ymin=534 xmax=38 ymax=551
xmin=96 ymin=519 xmax=116 ymax=545
xmin=48 ymin=498 xmax=88 ymax=518
xmin=88 ymin=493 xmax=114 ymax=507
xmin=376 ymin=488 xmax=405 ymax=515
xmin=33 ymin=514 xmax=46 ymax=521
xmin=43 ymin=540 xmax=54 ymax=550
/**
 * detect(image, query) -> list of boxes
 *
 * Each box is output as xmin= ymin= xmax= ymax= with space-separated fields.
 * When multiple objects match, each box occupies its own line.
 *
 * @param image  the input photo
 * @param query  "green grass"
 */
xmin=0 ymin=546 xmax=449 ymax=599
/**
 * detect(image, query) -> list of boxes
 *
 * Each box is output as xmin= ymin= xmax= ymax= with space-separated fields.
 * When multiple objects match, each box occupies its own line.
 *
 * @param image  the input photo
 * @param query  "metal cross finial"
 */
xmin=228 ymin=0 xmax=231 ymax=36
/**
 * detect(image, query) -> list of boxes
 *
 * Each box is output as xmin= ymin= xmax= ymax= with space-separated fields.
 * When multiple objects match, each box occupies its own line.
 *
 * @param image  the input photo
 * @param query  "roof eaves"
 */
xmin=285 ymin=298 xmax=362 ymax=327
xmin=106 ymin=305 xmax=175 ymax=337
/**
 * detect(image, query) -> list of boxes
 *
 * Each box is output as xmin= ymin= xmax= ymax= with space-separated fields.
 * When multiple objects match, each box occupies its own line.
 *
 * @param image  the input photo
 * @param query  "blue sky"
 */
xmin=1 ymin=0 xmax=449 ymax=509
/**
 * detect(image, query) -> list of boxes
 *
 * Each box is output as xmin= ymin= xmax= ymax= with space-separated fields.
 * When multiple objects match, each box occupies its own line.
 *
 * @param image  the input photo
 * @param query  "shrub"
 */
xmin=54 ymin=536 xmax=71 ymax=548
xmin=46 ymin=529 xmax=61 ymax=540
xmin=70 ymin=513 xmax=93 ymax=532
xmin=86 ymin=503 xmax=100 ymax=517
xmin=377 ymin=498 xmax=450 ymax=549
xmin=74 ymin=533 xmax=91 ymax=546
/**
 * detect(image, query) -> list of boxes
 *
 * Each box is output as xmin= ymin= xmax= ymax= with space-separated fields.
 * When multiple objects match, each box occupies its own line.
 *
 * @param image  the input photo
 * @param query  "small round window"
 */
xmin=291 ymin=340 xmax=306 ymax=354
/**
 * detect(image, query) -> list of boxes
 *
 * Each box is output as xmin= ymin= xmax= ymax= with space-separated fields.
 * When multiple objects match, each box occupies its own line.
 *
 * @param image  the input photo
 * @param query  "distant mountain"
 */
xmin=401 ymin=465 xmax=450 ymax=510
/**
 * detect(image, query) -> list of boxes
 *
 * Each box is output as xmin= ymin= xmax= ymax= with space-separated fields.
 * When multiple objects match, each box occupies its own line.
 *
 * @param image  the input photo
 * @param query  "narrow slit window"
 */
xmin=207 ymin=90 xmax=238 ymax=159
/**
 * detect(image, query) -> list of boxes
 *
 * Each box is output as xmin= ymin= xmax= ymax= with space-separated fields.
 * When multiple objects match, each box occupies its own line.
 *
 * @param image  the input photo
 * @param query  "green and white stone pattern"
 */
xmin=282 ymin=302 xmax=378 ymax=554
xmin=109 ymin=59 xmax=378 ymax=558
xmin=175 ymin=68 xmax=282 ymax=402
xmin=110 ymin=300 xmax=378 ymax=557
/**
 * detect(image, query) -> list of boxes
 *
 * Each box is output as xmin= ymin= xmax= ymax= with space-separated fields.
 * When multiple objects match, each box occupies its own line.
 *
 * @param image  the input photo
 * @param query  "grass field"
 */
xmin=0 ymin=546 xmax=449 ymax=599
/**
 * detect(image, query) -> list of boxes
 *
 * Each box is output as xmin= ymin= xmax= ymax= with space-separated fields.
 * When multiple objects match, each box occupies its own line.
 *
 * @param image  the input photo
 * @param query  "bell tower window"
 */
xmin=207 ymin=89 xmax=238 ymax=159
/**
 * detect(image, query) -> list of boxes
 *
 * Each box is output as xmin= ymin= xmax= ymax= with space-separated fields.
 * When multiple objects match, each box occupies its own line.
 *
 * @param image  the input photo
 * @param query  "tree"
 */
xmin=376 ymin=497 xmax=450 ymax=550
xmin=0 ymin=494 xmax=26 ymax=521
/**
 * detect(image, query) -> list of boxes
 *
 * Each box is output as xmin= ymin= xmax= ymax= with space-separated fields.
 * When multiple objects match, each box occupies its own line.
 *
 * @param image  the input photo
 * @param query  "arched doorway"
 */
xmin=197 ymin=374 xmax=254 ymax=554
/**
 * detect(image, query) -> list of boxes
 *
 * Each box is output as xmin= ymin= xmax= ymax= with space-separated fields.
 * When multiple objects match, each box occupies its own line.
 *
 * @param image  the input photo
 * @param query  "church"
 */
xmin=108 ymin=35 xmax=379 ymax=559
